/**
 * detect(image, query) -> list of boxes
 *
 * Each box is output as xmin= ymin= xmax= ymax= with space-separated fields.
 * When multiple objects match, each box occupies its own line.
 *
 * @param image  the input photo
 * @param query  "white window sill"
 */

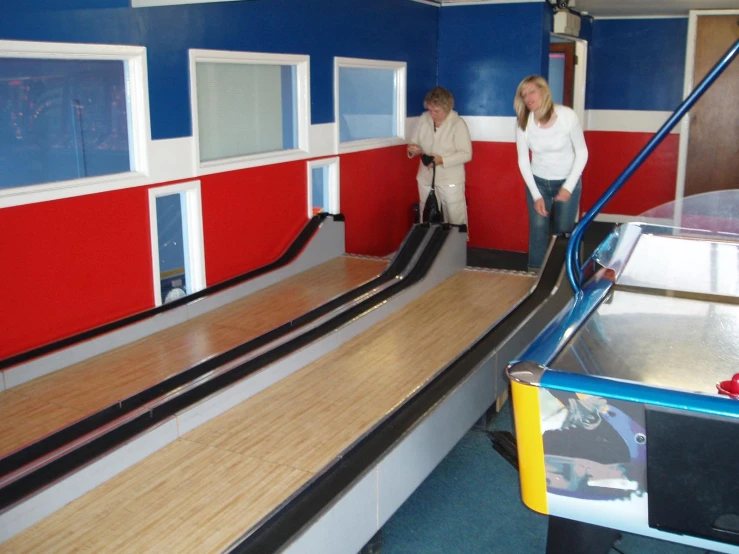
xmin=337 ymin=136 xmax=407 ymax=155
xmin=196 ymin=148 xmax=311 ymax=176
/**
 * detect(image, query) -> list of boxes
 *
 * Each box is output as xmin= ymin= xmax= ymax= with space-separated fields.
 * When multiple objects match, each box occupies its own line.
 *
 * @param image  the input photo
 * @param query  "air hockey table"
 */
xmin=507 ymin=193 xmax=739 ymax=554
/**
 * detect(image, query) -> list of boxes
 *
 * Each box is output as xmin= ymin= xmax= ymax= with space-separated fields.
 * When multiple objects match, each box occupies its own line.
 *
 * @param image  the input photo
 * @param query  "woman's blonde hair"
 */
xmin=424 ymin=86 xmax=454 ymax=113
xmin=514 ymin=75 xmax=554 ymax=131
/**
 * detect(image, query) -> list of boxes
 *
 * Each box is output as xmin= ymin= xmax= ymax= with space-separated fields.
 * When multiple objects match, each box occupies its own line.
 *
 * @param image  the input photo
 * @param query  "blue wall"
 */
xmin=0 ymin=0 xmax=437 ymax=139
xmin=586 ymin=18 xmax=687 ymax=111
xmin=438 ymin=2 xmax=551 ymax=117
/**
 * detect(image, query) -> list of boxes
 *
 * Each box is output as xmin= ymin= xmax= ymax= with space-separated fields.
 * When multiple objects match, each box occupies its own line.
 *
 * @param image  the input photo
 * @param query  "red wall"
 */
xmin=581 ymin=132 xmax=679 ymax=216
xmin=462 ymin=132 xmax=681 ymax=253
xmin=0 ymin=164 xmax=309 ymax=360
xmin=340 ymin=145 xmax=419 ymax=256
xmin=200 ymin=162 xmax=309 ymax=285
xmin=0 ymin=189 xmax=154 ymax=359
xmin=466 ymin=142 xmax=528 ymax=252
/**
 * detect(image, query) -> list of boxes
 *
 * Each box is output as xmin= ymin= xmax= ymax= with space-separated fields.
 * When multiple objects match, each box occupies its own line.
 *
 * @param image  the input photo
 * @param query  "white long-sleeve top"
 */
xmin=515 ymin=105 xmax=588 ymax=201
xmin=409 ymin=110 xmax=472 ymax=186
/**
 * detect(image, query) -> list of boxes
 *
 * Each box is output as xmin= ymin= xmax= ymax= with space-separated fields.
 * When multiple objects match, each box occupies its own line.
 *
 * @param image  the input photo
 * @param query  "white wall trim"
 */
xmin=309 ymin=123 xmax=337 ymax=158
xmin=572 ymin=38 xmax=588 ymax=124
xmin=464 ymin=116 xmax=517 ymax=142
xmin=585 ymin=110 xmax=680 ymax=134
xmin=591 ymin=15 xmax=689 ymax=20
xmin=413 ymin=111 xmax=681 ymax=144
xmin=147 ymin=180 xmax=206 ymax=307
xmin=307 ymin=157 xmax=341 ymax=217
xmin=594 ymin=213 xmax=674 ymax=225
xmin=334 ymin=57 xmax=407 ymax=155
xmin=188 ymin=49 xmax=311 ymax=176
xmin=0 ymin=40 xmax=151 ymax=208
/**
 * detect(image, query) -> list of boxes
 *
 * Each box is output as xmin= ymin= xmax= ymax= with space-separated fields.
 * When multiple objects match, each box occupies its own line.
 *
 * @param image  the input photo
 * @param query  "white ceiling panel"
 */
xmin=433 ymin=0 xmax=739 ymax=18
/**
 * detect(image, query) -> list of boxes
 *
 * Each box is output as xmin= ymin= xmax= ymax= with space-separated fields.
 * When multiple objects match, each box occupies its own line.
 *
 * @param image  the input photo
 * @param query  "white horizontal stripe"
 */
xmin=408 ymin=114 xmax=516 ymax=144
xmin=464 ymin=115 xmax=517 ymax=143
xmin=0 ymin=137 xmax=195 ymax=209
xmin=592 ymin=15 xmax=688 ymax=20
xmin=309 ymin=123 xmax=337 ymax=158
xmin=585 ymin=110 xmax=680 ymax=134
xmin=1 ymin=122 xmax=344 ymax=208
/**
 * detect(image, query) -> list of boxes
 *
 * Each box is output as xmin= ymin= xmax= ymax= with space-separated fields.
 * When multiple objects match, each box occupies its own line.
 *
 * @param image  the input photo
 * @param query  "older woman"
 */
xmin=515 ymin=75 xmax=588 ymax=272
xmin=407 ymin=87 xmax=472 ymax=226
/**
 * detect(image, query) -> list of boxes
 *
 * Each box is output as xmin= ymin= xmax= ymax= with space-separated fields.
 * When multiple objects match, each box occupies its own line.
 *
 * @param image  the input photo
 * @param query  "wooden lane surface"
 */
xmin=1 ymin=269 xmax=533 ymax=553
xmin=0 ymin=257 xmax=386 ymax=459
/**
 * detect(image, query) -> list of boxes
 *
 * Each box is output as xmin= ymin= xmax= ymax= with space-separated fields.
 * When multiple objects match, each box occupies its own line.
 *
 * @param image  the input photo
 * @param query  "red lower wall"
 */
xmin=0 ymin=163 xmax=310 ymax=360
xmin=581 ymin=131 xmax=679 ymax=216
xmin=0 ymin=189 xmax=154 ymax=359
xmin=200 ymin=162 xmax=309 ymax=285
xmin=466 ymin=142 xmax=528 ymax=252
xmin=340 ymin=145 xmax=419 ymax=256
xmin=463 ymin=132 xmax=680 ymax=253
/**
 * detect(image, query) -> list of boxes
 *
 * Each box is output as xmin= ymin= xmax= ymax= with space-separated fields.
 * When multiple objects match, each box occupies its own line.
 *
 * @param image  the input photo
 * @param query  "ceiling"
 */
xmin=434 ymin=0 xmax=739 ymax=18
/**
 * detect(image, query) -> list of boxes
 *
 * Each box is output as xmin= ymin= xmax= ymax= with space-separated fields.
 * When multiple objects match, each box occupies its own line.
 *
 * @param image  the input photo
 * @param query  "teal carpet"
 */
xmin=379 ymin=400 xmax=709 ymax=554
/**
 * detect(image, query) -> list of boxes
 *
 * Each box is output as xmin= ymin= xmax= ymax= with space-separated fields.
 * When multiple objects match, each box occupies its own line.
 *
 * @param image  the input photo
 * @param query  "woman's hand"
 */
xmin=534 ymin=198 xmax=548 ymax=217
xmin=434 ymin=155 xmax=443 ymax=166
xmin=554 ymin=189 xmax=572 ymax=202
xmin=407 ymin=143 xmax=422 ymax=156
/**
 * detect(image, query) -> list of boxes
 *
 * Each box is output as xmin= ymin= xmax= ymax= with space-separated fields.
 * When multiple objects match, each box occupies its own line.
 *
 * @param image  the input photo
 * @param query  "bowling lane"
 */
xmin=0 ymin=256 xmax=386 ymax=459
xmin=2 ymin=269 xmax=533 ymax=553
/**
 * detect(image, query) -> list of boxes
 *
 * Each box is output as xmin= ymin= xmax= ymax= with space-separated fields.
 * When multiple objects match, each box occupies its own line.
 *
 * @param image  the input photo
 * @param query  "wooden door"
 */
xmin=685 ymin=15 xmax=739 ymax=197
xmin=549 ymin=42 xmax=576 ymax=108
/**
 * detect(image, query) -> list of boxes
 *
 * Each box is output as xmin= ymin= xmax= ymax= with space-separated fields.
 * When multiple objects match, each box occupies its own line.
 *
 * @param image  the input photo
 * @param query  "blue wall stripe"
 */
xmin=3 ymin=0 xmax=129 ymax=11
xmin=0 ymin=0 xmax=437 ymax=140
xmin=540 ymin=370 xmax=739 ymax=420
xmin=586 ymin=18 xmax=687 ymax=111
xmin=438 ymin=2 xmax=550 ymax=117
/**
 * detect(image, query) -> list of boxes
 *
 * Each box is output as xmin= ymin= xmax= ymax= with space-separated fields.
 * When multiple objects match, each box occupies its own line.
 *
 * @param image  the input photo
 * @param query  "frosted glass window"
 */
xmin=0 ymin=58 xmax=132 ymax=189
xmin=339 ymin=67 xmax=397 ymax=143
xmin=195 ymin=62 xmax=298 ymax=162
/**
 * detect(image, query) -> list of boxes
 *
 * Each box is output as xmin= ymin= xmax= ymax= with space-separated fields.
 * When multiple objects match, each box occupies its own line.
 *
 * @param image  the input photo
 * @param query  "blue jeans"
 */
xmin=526 ymin=176 xmax=582 ymax=271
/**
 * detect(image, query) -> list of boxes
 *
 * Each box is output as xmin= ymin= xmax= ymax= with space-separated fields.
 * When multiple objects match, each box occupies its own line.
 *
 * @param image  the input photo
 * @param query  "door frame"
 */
xmin=551 ymin=33 xmax=588 ymax=125
xmin=675 ymin=9 xmax=739 ymax=223
xmin=549 ymin=41 xmax=576 ymax=108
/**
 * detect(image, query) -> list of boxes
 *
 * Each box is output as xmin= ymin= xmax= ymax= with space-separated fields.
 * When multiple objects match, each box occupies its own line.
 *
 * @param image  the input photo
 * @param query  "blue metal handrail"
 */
xmin=566 ymin=38 xmax=739 ymax=292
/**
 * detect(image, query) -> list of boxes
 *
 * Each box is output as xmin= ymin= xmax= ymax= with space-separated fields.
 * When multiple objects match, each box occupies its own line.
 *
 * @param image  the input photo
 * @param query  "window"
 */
xmin=148 ymin=181 xmax=206 ymax=306
xmin=307 ymin=157 xmax=339 ymax=217
xmin=0 ymin=40 xmax=149 ymax=202
xmin=189 ymin=50 xmax=310 ymax=173
xmin=334 ymin=57 xmax=406 ymax=153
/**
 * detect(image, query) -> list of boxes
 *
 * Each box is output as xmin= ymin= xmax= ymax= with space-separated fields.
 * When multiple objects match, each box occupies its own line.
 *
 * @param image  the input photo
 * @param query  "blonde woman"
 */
xmin=408 ymin=87 xmax=472 ymax=226
xmin=514 ymin=75 xmax=588 ymax=272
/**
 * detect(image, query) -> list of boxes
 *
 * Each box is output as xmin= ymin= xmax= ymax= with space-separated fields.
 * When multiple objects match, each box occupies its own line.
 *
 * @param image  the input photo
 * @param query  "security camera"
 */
xmin=547 ymin=0 xmax=569 ymax=10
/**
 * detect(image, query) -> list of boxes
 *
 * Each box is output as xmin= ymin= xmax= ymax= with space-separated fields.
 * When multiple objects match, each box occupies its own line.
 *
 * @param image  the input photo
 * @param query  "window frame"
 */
xmin=148 ymin=180 xmax=206 ymax=307
xmin=189 ymin=49 xmax=311 ymax=175
xmin=307 ymin=157 xmax=340 ymax=218
xmin=0 ymin=39 xmax=151 ymax=208
xmin=334 ymin=56 xmax=407 ymax=154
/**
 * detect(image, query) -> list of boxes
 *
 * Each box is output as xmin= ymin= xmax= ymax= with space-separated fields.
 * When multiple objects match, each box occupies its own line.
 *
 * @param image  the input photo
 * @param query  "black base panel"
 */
xmin=546 ymin=516 xmax=621 ymax=554
xmin=646 ymin=407 xmax=739 ymax=546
